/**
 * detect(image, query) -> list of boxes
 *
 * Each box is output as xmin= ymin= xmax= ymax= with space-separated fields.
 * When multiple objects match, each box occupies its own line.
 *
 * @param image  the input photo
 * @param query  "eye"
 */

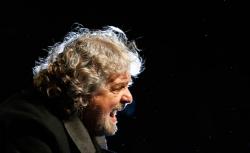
xmin=110 ymin=84 xmax=129 ymax=94
xmin=111 ymin=85 xmax=125 ymax=91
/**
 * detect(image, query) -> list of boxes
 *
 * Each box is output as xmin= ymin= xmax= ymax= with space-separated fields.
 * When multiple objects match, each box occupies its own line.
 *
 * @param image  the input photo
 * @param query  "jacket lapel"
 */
xmin=63 ymin=114 xmax=96 ymax=153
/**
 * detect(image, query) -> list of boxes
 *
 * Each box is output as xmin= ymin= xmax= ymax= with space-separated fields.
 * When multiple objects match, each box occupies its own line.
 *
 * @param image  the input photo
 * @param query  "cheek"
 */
xmin=103 ymin=96 xmax=121 ymax=113
xmin=93 ymin=95 xmax=117 ymax=111
xmin=105 ymin=98 xmax=119 ymax=110
xmin=93 ymin=91 xmax=122 ymax=111
xmin=109 ymin=94 xmax=122 ymax=105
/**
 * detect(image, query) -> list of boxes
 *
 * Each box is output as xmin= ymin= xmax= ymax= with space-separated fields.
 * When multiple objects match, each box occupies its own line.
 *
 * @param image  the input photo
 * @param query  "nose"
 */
xmin=121 ymin=88 xmax=133 ymax=104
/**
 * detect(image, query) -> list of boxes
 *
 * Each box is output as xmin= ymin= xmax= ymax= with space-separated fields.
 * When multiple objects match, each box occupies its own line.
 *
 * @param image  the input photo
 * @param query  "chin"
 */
xmin=94 ymin=116 xmax=118 ymax=136
xmin=103 ymin=118 xmax=118 ymax=136
xmin=94 ymin=125 xmax=117 ymax=136
xmin=104 ymin=128 xmax=117 ymax=136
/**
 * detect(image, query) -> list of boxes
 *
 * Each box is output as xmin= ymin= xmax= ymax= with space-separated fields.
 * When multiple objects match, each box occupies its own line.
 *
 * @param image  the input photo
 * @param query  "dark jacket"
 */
xmin=0 ymin=89 xmax=115 ymax=153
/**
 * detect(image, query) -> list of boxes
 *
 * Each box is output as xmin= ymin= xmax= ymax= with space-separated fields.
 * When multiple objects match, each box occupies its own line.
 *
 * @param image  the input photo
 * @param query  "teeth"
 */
xmin=110 ymin=110 xmax=117 ymax=117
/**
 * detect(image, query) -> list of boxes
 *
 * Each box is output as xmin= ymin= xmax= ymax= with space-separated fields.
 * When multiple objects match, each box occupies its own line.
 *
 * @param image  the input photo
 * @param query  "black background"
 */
xmin=1 ymin=1 xmax=250 ymax=153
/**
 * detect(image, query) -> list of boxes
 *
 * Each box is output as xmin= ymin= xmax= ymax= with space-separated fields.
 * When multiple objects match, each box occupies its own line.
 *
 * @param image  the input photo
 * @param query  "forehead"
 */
xmin=108 ymin=72 xmax=131 ymax=84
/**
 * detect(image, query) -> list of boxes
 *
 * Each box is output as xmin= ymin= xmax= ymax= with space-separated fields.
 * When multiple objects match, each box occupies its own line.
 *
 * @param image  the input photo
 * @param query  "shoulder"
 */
xmin=0 ymin=88 xmax=66 ymax=134
xmin=0 ymin=89 xmax=55 ymax=124
xmin=0 ymin=89 xmax=70 ymax=153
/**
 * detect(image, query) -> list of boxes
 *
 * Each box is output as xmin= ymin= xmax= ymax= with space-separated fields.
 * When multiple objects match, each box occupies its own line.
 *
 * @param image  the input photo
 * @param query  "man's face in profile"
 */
xmin=82 ymin=72 xmax=133 ymax=136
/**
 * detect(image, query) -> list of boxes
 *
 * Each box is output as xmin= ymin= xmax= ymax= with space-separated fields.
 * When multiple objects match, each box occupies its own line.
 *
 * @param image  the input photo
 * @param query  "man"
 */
xmin=0 ymin=24 xmax=144 ymax=153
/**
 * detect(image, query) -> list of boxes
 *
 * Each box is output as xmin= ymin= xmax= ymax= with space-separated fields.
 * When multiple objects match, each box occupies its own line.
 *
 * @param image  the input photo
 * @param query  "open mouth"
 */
xmin=109 ymin=105 xmax=125 ymax=124
xmin=110 ymin=109 xmax=118 ymax=124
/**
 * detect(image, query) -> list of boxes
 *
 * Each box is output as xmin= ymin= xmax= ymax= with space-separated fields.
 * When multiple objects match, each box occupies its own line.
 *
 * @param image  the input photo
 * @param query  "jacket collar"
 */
xmin=63 ymin=114 xmax=96 ymax=153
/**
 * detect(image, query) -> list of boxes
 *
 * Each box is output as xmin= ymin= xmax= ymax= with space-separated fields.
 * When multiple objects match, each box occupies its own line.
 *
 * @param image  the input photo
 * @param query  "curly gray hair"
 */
xmin=33 ymin=24 xmax=144 ymax=114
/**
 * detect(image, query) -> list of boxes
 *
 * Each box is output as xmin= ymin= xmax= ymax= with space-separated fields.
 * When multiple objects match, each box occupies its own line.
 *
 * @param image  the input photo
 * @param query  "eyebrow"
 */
xmin=118 ymin=80 xmax=133 ymax=86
